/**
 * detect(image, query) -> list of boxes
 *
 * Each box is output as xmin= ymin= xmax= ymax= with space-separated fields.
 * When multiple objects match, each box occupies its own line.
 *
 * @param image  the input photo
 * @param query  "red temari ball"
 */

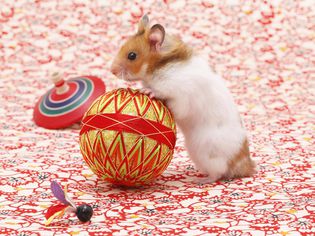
xmin=79 ymin=88 xmax=177 ymax=186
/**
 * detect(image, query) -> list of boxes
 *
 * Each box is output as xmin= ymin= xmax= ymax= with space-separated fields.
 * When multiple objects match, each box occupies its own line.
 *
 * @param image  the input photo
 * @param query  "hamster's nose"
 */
xmin=110 ymin=64 xmax=121 ymax=76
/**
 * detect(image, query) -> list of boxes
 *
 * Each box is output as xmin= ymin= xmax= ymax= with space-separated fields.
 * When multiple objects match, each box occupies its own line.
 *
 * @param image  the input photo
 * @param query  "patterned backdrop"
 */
xmin=0 ymin=0 xmax=314 ymax=235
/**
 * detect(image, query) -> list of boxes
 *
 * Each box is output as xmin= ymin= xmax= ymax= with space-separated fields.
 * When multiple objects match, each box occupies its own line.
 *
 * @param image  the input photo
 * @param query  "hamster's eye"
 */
xmin=128 ymin=52 xmax=137 ymax=61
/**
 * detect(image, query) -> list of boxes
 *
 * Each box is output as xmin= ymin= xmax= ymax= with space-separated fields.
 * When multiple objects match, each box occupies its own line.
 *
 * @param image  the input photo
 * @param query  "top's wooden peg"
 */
xmin=51 ymin=72 xmax=69 ymax=94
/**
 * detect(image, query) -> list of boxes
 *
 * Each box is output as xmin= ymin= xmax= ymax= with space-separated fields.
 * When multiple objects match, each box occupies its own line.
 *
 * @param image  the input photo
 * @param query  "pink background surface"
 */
xmin=0 ymin=0 xmax=314 ymax=235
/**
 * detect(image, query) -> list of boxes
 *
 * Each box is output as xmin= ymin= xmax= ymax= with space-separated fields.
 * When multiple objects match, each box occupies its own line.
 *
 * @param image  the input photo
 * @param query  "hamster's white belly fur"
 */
xmin=145 ymin=55 xmax=251 ymax=181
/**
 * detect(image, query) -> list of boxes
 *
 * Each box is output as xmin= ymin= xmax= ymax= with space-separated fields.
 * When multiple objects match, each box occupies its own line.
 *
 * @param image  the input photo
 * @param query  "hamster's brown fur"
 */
xmin=111 ymin=15 xmax=192 ymax=80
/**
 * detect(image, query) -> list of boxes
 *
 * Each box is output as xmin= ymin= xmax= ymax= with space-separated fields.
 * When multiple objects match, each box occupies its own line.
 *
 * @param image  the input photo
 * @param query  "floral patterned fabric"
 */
xmin=0 ymin=0 xmax=314 ymax=235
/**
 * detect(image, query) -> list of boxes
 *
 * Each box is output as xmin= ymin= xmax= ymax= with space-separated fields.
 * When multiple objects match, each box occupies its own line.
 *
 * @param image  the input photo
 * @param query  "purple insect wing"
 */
xmin=51 ymin=181 xmax=71 ymax=206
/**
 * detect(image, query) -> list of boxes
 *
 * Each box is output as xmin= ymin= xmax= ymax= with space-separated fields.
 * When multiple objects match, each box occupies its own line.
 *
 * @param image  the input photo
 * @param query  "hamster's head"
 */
xmin=110 ymin=15 xmax=166 ymax=82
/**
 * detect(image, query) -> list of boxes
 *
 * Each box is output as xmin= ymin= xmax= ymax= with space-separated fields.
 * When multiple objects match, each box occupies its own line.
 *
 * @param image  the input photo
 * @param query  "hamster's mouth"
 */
xmin=121 ymin=72 xmax=142 ymax=82
xmin=112 ymin=68 xmax=142 ymax=82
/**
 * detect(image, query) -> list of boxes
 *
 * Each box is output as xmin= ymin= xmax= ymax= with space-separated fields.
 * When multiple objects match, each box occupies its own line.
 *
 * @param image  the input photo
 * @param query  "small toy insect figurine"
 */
xmin=45 ymin=180 xmax=93 ymax=226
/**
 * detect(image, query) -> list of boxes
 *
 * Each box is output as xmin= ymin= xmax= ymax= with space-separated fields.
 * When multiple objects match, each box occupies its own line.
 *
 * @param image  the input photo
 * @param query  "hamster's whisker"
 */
xmin=122 ymin=71 xmax=126 ymax=81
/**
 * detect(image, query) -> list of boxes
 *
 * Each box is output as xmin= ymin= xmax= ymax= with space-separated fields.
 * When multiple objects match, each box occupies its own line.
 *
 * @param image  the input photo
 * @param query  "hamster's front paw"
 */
xmin=140 ymin=87 xmax=155 ymax=99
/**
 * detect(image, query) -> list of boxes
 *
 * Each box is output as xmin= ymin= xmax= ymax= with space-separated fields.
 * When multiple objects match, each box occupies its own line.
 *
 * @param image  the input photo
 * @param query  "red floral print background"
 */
xmin=0 ymin=0 xmax=314 ymax=235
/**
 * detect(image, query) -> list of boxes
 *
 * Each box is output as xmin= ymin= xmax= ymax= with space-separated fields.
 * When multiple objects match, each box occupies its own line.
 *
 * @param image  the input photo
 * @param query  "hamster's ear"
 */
xmin=149 ymin=24 xmax=165 ymax=51
xmin=138 ymin=14 xmax=149 ymax=34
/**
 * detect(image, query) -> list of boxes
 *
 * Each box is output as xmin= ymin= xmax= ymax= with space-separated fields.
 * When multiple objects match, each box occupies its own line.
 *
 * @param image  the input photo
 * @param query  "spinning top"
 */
xmin=33 ymin=72 xmax=105 ymax=129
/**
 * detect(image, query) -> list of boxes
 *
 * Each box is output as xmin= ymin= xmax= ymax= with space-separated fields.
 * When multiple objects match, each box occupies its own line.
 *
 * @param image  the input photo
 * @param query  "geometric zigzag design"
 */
xmin=79 ymin=88 xmax=177 ymax=186
xmin=84 ymin=88 xmax=176 ymax=131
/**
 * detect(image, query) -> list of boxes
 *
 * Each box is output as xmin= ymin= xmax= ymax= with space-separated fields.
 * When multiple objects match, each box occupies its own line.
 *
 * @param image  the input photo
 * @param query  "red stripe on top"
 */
xmin=80 ymin=113 xmax=176 ymax=149
xmin=50 ymin=82 xmax=77 ymax=101
xmin=54 ymin=80 xmax=65 ymax=87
